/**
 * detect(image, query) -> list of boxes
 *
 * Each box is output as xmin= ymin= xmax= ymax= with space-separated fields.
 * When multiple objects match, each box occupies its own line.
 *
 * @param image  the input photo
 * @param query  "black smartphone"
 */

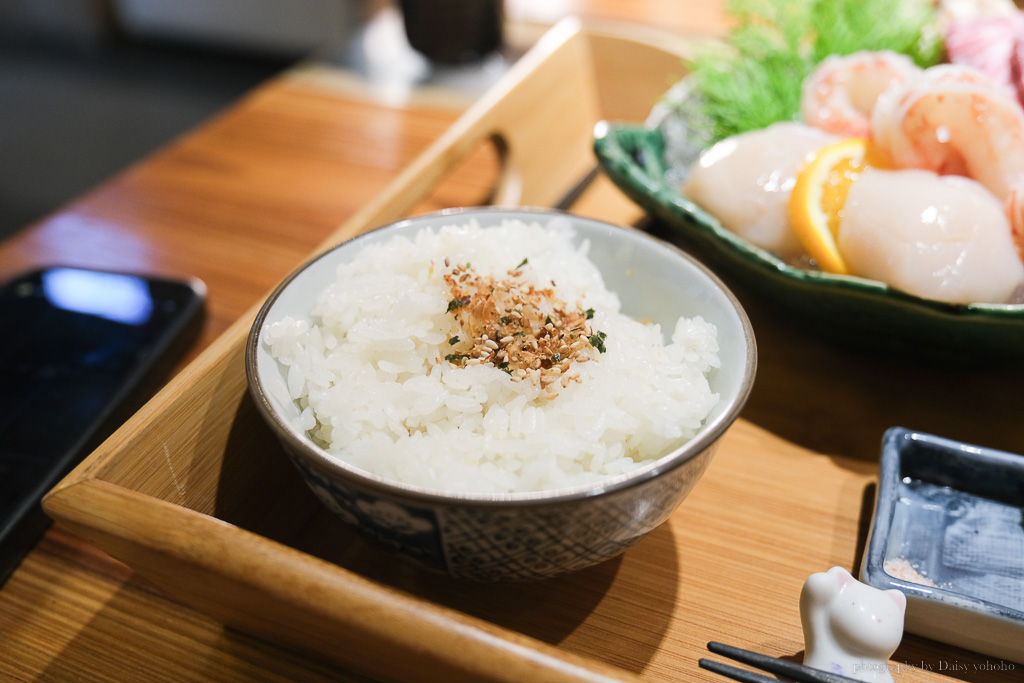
xmin=0 ymin=266 xmax=206 ymax=584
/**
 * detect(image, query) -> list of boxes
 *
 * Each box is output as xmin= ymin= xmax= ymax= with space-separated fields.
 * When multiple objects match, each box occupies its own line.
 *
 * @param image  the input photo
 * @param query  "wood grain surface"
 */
xmin=0 ymin=41 xmax=483 ymax=683
xmin=3 ymin=3 xmax=1023 ymax=682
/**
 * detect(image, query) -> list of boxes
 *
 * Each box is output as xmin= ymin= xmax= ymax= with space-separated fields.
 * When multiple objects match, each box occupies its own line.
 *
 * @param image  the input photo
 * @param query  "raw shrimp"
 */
xmin=870 ymin=63 xmax=996 ymax=157
xmin=870 ymin=64 xmax=1024 ymax=202
xmin=801 ymin=51 xmax=922 ymax=137
xmin=681 ymin=122 xmax=838 ymax=260
xmin=838 ymin=168 xmax=1024 ymax=304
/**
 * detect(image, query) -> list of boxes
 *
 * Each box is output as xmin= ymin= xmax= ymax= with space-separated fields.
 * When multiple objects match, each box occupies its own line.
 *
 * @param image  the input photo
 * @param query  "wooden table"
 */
xmin=2 ymin=3 xmax=1022 ymax=681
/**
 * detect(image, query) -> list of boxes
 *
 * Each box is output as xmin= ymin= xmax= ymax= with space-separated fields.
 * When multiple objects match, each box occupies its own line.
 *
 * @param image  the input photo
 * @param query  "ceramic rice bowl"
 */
xmin=245 ymin=208 xmax=756 ymax=580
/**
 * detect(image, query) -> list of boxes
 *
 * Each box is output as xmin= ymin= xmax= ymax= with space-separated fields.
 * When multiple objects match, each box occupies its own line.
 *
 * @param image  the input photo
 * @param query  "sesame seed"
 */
xmin=442 ymin=263 xmax=604 ymax=391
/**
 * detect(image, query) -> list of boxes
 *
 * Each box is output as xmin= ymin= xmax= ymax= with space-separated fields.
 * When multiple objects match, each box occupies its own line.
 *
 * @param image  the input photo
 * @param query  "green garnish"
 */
xmin=447 ymin=298 xmax=465 ymax=313
xmin=588 ymin=331 xmax=607 ymax=354
xmin=686 ymin=0 xmax=942 ymax=142
xmin=516 ymin=257 xmax=529 ymax=269
xmin=544 ymin=316 xmax=553 ymax=326
xmin=445 ymin=353 xmax=469 ymax=362
xmin=498 ymin=361 xmax=511 ymax=374
xmin=585 ymin=308 xmax=595 ymax=320
xmin=448 ymin=336 xmax=460 ymax=345
xmin=551 ymin=353 xmax=561 ymax=363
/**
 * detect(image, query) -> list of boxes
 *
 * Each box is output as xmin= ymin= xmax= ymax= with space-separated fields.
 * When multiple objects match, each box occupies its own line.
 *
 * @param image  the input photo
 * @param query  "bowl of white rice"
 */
xmin=246 ymin=208 xmax=756 ymax=580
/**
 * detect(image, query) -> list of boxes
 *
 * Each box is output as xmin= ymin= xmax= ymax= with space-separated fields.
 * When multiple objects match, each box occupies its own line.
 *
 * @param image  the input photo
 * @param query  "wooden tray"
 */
xmin=42 ymin=19 xmax=1009 ymax=683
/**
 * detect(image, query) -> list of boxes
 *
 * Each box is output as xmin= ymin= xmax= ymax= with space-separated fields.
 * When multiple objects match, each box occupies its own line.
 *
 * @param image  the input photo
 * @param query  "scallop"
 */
xmin=839 ymin=168 xmax=1024 ymax=304
xmin=681 ymin=122 xmax=839 ymax=260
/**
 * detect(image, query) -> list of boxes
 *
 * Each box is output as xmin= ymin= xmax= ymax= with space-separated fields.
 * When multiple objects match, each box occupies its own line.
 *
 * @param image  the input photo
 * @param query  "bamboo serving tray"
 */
xmin=43 ymin=19 xmax=1006 ymax=683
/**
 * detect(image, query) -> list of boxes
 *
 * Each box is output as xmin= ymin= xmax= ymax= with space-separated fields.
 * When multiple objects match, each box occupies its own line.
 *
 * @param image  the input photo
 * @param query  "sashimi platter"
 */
xmin=594 ymin=0 xmax=1024 ymax=361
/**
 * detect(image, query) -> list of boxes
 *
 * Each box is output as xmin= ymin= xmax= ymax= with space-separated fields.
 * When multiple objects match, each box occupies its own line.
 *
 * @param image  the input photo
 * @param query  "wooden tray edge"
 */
xmin=45 ymin=475 xmax=643 ymax=682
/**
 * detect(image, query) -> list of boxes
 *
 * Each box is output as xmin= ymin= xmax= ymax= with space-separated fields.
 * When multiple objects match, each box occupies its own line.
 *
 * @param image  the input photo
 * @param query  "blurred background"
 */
xmin=0 ymin=0 xmax=533 ymax=241
xmin=0 ymin=0 xmax=704 ymax=243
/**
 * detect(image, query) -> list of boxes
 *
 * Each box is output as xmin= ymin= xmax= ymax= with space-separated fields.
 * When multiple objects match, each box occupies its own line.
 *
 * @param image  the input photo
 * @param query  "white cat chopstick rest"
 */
xmin=800 ymin=566 xmax=907 ymax=683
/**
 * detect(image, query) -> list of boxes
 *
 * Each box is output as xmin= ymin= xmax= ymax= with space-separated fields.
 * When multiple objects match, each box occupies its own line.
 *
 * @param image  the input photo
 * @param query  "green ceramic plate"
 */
xmin=593 ymin=121 xmax=1024 ymax=363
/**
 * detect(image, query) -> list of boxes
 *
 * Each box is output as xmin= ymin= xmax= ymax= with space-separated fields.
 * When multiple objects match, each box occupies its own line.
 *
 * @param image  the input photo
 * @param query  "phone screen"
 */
xmin=0 ymin=267 xmax=205 ymax=579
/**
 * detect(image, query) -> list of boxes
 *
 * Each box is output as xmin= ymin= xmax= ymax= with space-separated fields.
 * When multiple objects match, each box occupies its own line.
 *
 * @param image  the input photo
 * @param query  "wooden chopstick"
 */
xmin=700 ymin=642 xmax=863 ymax=683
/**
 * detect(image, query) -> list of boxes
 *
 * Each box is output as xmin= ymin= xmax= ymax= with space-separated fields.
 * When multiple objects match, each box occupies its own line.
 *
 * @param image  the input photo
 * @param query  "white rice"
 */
xmin=263 ymin=218 xmax=720 ymax=494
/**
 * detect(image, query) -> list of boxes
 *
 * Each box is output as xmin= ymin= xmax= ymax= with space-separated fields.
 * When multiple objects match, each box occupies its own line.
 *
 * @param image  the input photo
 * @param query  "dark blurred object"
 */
xmin=0 ymin=0 xmax=115 ymax=50
xmin=400 ymin=0 xmax=503 ymax=64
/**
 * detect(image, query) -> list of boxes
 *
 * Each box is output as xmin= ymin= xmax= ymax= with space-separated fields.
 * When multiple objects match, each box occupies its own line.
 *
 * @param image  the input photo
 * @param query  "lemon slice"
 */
xmin=789 ymin=137 xmax=887 ymax=275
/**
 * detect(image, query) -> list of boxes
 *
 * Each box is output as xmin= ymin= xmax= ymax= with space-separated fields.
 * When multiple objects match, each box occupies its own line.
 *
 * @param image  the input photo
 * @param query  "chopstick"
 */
xmin=698 ymin=658 xmax=789 ymax=683
xmin=554 ymin=165 xmax=601 ymax=210
xmin=699 ymin=642 xmax=863 ymax=683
